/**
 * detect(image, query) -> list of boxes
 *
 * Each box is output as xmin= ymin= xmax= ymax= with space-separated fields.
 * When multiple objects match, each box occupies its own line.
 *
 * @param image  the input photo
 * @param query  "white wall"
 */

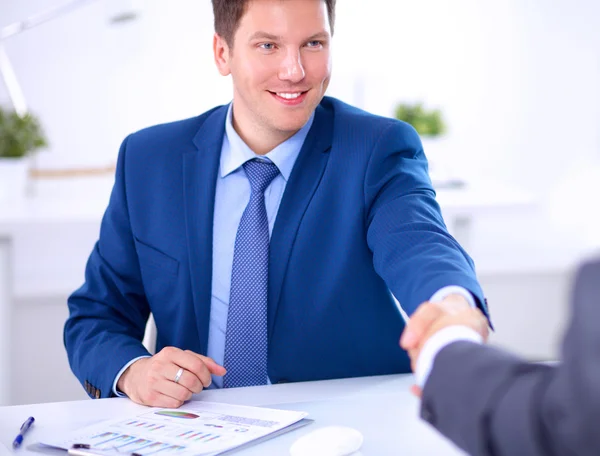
xmin=334 ymin=1 xmax=600 ymax=195
xmin=2 ymin=1 xmax=598 ymax=183
xmin=1 ymin=0 xmax=224 ymax=169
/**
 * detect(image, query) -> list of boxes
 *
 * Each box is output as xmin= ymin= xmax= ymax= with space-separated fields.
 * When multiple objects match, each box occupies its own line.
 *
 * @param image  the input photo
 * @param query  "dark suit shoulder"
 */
xmin=575 ymin=255 xmax=600 ymax=290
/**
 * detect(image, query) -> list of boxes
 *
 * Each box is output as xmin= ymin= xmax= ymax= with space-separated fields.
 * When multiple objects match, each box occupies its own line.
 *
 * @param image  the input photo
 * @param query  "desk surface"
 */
xmin=0 ymin=375 xmax=465 ymax=456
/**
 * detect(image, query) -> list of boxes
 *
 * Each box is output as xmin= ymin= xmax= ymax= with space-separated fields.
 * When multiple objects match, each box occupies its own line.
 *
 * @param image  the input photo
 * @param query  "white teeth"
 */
xmin=276 ymin=92 xmax=302 ymax=99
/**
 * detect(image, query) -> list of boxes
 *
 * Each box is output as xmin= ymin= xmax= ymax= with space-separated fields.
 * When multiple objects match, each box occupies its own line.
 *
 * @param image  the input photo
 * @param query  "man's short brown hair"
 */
xmin=211 ymin=0 xmax=336 ymax=46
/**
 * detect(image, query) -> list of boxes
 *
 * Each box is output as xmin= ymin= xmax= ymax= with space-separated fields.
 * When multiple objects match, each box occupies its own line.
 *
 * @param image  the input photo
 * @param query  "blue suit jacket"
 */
xmin=65 ymin=97 xmax=485 ymax=398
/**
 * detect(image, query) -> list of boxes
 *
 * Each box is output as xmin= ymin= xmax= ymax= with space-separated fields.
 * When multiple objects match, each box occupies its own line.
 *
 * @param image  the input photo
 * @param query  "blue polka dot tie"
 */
xmin=223 ymin=159 xmax=280 ymax=388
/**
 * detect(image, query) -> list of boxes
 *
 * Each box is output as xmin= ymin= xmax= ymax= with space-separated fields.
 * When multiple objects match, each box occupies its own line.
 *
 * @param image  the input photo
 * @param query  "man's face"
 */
xmin=214 ymin=0 xmax=332 ymax=143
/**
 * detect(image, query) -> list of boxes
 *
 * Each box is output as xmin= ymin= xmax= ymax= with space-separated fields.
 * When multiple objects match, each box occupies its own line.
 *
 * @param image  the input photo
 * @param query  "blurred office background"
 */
xmin=0 ymin=0 xmax=599 ymax=405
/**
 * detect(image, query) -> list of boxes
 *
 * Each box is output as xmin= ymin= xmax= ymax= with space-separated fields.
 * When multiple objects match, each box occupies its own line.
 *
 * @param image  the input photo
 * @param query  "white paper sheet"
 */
xmin=40 ymin=401 xmax=308 ymax=456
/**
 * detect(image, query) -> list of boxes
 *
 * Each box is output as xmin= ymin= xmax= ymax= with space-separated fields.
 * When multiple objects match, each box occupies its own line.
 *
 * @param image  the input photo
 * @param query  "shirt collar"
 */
xmin=220 ymin=102 xmax=314 ymax=181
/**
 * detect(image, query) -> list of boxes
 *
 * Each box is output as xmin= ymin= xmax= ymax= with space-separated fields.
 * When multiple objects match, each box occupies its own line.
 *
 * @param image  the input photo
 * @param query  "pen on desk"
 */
xmin=12 ymin=416 xmax=35 ymax=449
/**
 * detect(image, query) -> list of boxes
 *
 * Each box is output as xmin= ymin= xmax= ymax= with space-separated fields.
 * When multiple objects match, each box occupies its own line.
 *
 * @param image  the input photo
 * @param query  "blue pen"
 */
xmin=12 ymin=416 xmax=35 ymax=449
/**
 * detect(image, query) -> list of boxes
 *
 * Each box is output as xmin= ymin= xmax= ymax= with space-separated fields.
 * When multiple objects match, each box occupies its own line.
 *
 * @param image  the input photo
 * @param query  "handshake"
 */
xmin=400 ymin=293 xmax=490 ymax=397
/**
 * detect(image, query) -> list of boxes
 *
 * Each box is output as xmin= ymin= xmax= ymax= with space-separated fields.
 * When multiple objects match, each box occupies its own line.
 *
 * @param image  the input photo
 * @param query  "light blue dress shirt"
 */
xmin=112 ymin=103 xmax=475 ymax=395
xmin=207 ymin=103 xmax=314 ymax=388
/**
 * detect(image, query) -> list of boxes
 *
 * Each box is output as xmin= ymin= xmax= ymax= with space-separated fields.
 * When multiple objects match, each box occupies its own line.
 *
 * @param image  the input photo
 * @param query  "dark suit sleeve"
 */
xmin=64 ymin=135 xmax=151 ymax=399
xmin=421 ymin=259 xmax=600 ymax=456
xmin=364 ymin=121 xmax=486 ymax=316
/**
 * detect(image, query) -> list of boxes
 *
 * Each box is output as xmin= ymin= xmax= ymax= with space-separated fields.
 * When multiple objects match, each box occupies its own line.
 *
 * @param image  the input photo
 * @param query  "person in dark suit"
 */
xmin=64 ymin=0 xmax=488 ymax=407
xmin=401 ymin=257 xmax=600 ymax=456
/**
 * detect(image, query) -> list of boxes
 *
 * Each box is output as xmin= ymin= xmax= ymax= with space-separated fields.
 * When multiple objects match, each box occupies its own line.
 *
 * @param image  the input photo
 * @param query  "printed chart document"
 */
xmin=39 ymin=401 xmax=309 ymax=456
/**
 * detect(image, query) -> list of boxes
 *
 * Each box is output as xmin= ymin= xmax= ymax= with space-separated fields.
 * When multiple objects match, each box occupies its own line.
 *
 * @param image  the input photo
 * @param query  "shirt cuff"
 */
xmin=414 ymin=325 xmax=483 ymax=388
xmin=430 ymin=285 xmax=476 ymax=308
xmin=112 ymin=355 xmax=152 ymax=397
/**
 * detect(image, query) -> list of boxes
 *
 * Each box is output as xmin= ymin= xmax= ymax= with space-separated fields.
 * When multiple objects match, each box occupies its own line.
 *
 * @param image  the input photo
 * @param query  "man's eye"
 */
xmin=306 ymin=41 xmax=323 ymax=48
xmin=259 ymin=43 xmax=275 ymax=50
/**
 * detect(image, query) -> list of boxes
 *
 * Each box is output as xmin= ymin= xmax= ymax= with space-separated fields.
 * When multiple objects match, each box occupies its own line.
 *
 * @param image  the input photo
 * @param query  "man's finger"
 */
xmin=410 ymin=384 xmax=423 ymax=398
xmin=184 ymin=352 xmax=227 ymax=382
xmin=164 ymin=365 xmax=203 ymax=394
xmin=195 ymin=354 xmax=227 ymax=376
xmin=157 ymin=376 xmax=195 ymax=404
xmin=168 ymin=351 xmax=215 ymax=387
xmin=400 ymin=302 xmax=445 ymax=349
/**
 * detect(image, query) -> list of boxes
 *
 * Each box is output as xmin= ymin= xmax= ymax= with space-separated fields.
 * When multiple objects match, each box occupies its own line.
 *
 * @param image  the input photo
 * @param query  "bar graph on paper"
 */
xmin=40 ymin=401 xmax=308 ymax=456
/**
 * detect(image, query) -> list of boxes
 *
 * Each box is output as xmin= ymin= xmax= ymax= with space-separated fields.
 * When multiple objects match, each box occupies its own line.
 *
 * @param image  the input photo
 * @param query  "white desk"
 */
xmin=0 ymin=374 xmax=466 ymax=456
xmin=0 ymin=177 xmax=533 ymax=406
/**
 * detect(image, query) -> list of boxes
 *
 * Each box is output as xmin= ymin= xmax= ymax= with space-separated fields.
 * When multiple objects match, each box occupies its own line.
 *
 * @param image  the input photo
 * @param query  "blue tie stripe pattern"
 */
xmin=223 ymin=159 xmax=280 ymax=388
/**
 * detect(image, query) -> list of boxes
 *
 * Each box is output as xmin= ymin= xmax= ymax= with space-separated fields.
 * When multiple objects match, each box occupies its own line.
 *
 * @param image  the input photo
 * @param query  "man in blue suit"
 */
xmin=65 ymin=0 xmax=488 ymax=407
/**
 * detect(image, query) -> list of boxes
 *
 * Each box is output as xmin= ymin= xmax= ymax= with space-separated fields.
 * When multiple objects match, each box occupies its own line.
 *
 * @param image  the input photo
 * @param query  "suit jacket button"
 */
xmin=95 ymin=389 xmax=101 ymax=399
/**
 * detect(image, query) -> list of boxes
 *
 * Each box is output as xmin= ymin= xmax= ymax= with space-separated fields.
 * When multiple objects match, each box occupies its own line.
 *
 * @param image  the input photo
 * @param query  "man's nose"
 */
xmin=278 ymin=50 xmax=305 ymax=82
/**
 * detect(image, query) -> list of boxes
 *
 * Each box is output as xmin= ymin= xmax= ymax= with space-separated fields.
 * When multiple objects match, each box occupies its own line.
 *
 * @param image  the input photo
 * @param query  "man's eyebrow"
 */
xmin=247 ymin=31 xmax=330 ymax=42
xmin=306 ymin=32 xmax=330 ymax=41
xmin=248 ymin=31 xmax=283 ymax=41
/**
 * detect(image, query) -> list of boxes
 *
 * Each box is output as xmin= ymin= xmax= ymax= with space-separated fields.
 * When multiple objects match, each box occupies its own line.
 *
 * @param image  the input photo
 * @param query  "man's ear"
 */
xmin=213 ymin=33 xmax=231 ymax=76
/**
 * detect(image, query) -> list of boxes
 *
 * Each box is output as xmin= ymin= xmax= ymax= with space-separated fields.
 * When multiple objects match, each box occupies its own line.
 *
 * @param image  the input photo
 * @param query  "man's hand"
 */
xmin=117 ymin=347 xmax=226 ymax=408
xmin=400 ymin=293 xmax=471 ymax=353
xmin=401 ymin=307 xmax=490 ymax=397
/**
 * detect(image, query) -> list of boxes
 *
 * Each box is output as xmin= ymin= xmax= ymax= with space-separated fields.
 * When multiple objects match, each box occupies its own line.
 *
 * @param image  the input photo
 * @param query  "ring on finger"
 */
xmin=174 ymin=367 xmax=184 ymax=384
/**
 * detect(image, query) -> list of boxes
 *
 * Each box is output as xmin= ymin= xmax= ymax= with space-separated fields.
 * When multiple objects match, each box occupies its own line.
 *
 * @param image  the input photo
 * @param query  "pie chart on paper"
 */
xmin=154 ymin=410 xmax=200 ymax=419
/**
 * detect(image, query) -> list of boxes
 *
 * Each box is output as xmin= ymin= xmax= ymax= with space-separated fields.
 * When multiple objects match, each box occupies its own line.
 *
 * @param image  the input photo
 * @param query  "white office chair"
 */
xmin=142 ymin=313 xmax=157 ymax=355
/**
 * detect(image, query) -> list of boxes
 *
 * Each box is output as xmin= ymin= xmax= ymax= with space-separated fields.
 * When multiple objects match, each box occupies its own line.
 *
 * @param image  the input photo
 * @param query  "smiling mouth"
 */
xmin=268 ymin=90 xmax=308 ymax=100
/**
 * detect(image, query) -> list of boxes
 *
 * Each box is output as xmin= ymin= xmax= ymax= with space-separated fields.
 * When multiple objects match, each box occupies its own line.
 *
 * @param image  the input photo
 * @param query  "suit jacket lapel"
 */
xmin=268 ymin=104 xmax=333 ymax=337
xmin=184 ymin=105 xmax=227 ymax=355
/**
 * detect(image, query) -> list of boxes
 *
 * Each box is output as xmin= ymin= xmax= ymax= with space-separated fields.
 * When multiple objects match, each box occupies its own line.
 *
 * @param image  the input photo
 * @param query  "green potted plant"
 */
xmin=393 ymin=102 xmax=462 ymax=188
xmin=394 ymin=102 xmax=446 ymax=138
xmin=0 ymin=105 xmax=47 ymax=199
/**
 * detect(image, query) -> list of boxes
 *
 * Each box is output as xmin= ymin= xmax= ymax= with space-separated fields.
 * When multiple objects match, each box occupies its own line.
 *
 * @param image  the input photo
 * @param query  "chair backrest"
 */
xmin=142 ymin=313 xmax=157 ymax=355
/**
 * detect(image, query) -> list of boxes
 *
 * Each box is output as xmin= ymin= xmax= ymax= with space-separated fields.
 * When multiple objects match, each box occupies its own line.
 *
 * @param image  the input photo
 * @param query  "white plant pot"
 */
xmin=0 ymin=157 xmax=30 ymax=201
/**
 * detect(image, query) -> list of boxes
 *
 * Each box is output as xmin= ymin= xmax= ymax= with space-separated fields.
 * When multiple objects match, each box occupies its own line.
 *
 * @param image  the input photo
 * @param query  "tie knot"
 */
xmin=243 ymin=159 xmax=280 ymax=194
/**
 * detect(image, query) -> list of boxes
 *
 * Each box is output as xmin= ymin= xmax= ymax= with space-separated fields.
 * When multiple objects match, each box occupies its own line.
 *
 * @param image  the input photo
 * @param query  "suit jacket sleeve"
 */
xmin=64 ymin=135 xmax=151 ymax=398
xmin=420 ymin=258 xmax=600 ymax=456
xmin=364 ymin=121 xmax=485 ymax=315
